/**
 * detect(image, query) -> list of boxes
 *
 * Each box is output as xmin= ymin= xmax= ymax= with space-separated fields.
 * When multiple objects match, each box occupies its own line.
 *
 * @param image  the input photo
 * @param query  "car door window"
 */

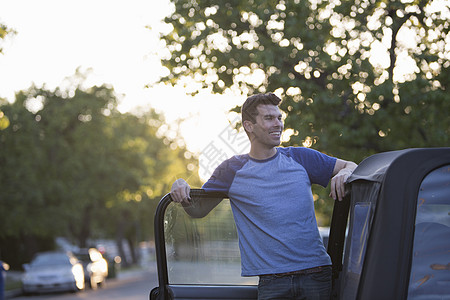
xmin=408 ymin=165 xmax=450 ymax=299
xmin=340 ymin=181 xmax=379 ymax=300
xmin=164 ymin=198 xmax=258 ymax=285
xmin=347 ymin=202 xmax=372 ymax=275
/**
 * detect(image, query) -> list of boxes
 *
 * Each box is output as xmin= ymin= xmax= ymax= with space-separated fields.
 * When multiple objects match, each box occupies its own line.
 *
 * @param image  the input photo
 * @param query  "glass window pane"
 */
xmin=347 ymin=203 xmax=372 ymax=275
xmin=341 ymin=181 xmax=379 ymax=300
xmin=408 ymin=165 xmax=450 ymax=299
xmin=164 ymin=199 xmax=258 ymax=285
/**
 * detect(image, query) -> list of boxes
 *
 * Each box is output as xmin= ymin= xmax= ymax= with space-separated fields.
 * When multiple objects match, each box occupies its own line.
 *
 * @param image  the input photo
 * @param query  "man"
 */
xmin=171 ymin=93 xmax=357 ymax=300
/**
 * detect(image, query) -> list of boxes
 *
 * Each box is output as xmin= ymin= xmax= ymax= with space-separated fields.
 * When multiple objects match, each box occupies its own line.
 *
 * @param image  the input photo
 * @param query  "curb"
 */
xmin=5 ymin=289 xmax=22 ymax=299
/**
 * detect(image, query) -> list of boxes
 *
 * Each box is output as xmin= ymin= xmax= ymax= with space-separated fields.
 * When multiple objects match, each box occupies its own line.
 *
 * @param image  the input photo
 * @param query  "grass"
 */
xmin=5 ymin=279 xmax=22 ymax=291
xmin=4 ymin=271 xmax=23 ymax=291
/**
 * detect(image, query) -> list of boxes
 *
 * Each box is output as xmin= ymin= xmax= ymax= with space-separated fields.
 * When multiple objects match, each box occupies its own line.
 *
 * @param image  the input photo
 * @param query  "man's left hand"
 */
xmin=330 ymin=159 xmax=358 ymax=201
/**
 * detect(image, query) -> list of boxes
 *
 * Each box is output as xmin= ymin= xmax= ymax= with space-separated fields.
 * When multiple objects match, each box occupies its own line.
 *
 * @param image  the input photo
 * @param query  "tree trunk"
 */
xmin=116 ymin=212 xmax=129 ymax=267
xmin=77 ymin=206 xmax=92 ymax=248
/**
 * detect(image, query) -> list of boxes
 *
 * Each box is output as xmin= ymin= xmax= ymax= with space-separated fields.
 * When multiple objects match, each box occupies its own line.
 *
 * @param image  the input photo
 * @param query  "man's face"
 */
xmin=247 ymin=104 xmax=284 ymax=149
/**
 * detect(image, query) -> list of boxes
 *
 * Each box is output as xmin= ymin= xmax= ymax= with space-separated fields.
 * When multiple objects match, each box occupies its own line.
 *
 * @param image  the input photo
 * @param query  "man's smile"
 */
xmin=269 ymin=131 xmax=281 ymax=137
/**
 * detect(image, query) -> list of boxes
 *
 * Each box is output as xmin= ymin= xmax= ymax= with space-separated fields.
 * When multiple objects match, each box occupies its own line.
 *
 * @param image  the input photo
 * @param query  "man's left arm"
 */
xmin=329 ymin=159 xmax=358 ymax=201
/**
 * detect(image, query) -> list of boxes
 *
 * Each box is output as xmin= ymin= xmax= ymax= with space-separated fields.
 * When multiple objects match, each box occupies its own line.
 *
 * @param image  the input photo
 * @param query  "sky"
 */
xmin=0 ymin=0 xmax=249 ymax=179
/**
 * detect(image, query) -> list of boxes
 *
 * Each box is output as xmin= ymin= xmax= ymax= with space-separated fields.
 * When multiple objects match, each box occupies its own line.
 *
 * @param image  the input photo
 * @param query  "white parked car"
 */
xmin=22 ymin=251 xmax=85 ymax=294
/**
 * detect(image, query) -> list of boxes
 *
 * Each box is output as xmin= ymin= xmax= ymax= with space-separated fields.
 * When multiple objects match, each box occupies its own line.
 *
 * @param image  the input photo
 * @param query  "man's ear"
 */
xmin=243 ymin=120 xmax=254 ymax=133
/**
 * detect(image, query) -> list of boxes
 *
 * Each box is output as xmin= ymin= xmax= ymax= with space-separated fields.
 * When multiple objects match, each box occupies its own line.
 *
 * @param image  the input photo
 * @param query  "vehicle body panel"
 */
xmin=341 ymin=148 xmax=450 ymax=299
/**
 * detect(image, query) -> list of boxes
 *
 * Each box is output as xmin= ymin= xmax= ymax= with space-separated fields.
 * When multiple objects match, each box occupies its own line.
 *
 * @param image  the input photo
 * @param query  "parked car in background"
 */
xmin=318 ymin=226 xmax=330 ymax=249
xmin=22 ymin=251 xmax=85 ymax=294
xmin=74 ymin=248 xmax=108 ymax=289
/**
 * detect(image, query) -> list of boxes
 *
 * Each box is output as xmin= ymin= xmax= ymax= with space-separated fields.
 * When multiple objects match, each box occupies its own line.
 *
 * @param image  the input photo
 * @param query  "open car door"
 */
xmin=150 ymin=189 xmax=258 ymax=300
xmin=150 ymin=188 xmax=349 ymax=300
xmin=149 ymin=188 xmax=349 ymax=300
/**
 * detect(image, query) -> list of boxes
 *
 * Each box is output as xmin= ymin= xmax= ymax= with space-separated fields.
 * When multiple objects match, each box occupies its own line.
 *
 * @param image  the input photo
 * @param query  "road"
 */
xmin=10 ymin=264 xmax=158 ymax=300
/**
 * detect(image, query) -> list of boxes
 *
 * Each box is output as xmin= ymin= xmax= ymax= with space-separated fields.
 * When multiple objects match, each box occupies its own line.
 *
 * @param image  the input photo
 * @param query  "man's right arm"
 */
xmin=170 ymin=179 xmax=221 ymax=218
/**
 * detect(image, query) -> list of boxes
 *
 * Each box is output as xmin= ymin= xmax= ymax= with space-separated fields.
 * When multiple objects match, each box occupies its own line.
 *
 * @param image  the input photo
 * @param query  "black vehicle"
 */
xmin=74 ymin=248 xmax=108 ymax=289
xmin=150 ymin=148 xmax=450 ymax=300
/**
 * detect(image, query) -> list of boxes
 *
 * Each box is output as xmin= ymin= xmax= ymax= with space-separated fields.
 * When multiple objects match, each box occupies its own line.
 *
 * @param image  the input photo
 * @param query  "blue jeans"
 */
xmin=257 ymin=266 xmax=332 ymax=300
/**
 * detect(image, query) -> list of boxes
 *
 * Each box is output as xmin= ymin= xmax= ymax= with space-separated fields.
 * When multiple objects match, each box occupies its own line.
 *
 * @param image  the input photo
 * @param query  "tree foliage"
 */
xmin=0 ymin=78 xmax=201 ymax=267
xmin=0 ymin=22 xmax=16 ymax=54
xmin=159 ymin=0 xmax=449 ymax=163
xmin=158 ymin=0 xmax=449 ymax=225
xmin=0 ymin=21 xmax=16 ymax=129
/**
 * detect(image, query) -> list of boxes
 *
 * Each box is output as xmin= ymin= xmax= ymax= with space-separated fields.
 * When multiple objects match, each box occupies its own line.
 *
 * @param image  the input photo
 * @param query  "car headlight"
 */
xmin=72 ymin=264 xmax=84 ymax=280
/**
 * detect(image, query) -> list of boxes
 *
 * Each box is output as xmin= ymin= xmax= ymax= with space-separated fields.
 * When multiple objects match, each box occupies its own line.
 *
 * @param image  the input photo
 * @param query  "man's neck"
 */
xmin=249 ymin=147 xmax=277 ymax=160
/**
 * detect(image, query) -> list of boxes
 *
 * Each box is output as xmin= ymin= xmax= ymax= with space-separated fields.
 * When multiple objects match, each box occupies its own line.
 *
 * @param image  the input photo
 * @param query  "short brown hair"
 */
xmin=242 ymin=93 xmax=281 ymax=124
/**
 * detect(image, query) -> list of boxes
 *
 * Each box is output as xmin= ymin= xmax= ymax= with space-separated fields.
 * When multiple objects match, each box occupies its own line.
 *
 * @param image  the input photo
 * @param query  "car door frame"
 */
xmin=150 ymin=190 xmax=259 ymax=300
xmin=338 ymin=147 xmax=450 ymax=299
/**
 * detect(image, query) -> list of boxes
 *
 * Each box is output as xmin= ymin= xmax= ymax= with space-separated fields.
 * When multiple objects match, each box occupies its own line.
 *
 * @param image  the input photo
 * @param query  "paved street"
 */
xmin=8 ymin=262 xmax=158 ymax=300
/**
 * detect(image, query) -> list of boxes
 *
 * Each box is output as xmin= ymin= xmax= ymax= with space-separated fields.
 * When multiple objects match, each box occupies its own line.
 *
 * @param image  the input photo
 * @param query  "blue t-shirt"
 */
xmin=202 ymin=147 xmax=336 ymax=276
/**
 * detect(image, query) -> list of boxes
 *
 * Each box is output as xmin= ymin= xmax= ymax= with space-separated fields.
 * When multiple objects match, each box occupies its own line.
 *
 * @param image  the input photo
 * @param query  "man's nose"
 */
xmin=275 ymin=118 xmax=283 ymax=127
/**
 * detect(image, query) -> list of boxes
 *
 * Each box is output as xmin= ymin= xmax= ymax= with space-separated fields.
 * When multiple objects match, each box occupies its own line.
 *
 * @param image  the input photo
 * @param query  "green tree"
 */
xmin=0 ymin=22 xmax=16 ymax=129
xmin=95 ymin=111 xmax=201 ymax=265
xmin=0 ymin=22 xmax=15 ymax=54
xmin=159 ymin=0 xmax=449 ymax=158
xmin=0 ymin=89 xmax=53 ymax=266
xmin=0 ymin=79 xmax=201 ymax=267
xmin=157 ymin=0 xmax=449 ymax=224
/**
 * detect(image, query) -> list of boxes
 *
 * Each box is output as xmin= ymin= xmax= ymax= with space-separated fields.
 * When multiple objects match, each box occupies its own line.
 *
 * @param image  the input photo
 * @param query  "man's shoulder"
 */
xmin=278 ymin=146 xmax=318 ymax=157
xmin=278 ymin=147 xmax=332 ymax=165
xmin=232 ymin=153 xmax=251 ymax=161
xmin=216 ymin=154 xmax=250 ymax=171
xmin=204 ymin=154 xmax=250 ymax=191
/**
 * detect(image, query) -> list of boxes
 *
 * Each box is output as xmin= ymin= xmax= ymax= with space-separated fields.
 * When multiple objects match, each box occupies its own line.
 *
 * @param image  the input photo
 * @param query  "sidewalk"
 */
xmin=116 ymin=261 xmax=157 ymax=280
xmin=5 ymin=288 xmax=21 ymax=300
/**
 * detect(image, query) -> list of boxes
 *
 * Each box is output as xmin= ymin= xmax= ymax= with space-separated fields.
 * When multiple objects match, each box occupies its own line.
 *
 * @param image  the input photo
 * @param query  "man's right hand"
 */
xmin=170 ymin=178 xmax=191 ymax=203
